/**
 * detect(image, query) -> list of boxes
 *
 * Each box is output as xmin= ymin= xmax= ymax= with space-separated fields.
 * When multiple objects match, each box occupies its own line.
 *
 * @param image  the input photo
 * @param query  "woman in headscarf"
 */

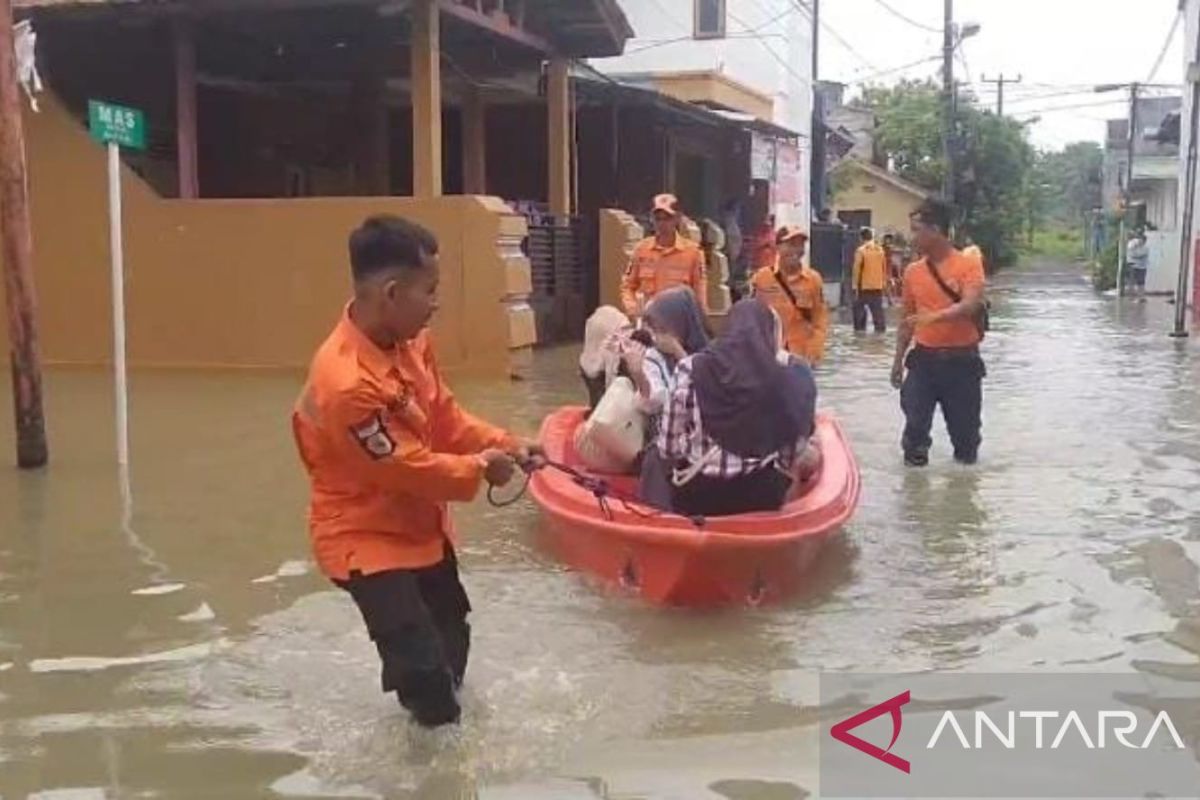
xmin=623 ymin=286 xmax=710 ymax=509
xmin=579 ymin=306 xmax=636 ymax=413
xmin=658 ymin=299 xmax=816 ymax=517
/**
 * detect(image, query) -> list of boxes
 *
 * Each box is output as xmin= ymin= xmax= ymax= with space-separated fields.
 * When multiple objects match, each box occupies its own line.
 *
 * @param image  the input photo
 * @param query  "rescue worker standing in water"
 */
xmin=750 ymin=226 xmax=829 ymax=365
xmin=852 ymin=227 xmax=889 ymax=333
xmin=620 ymin=194 xmax=708 ymax=317
xmin=292 ymin=215 xmax=540 ymax=728
xmin=892 ymin=199 xmax=987 ymax=467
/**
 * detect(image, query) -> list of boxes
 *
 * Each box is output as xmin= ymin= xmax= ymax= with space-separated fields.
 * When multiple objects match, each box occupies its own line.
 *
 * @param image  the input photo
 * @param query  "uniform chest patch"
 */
xmin=350 ymin=413 xmax=395 ymax=460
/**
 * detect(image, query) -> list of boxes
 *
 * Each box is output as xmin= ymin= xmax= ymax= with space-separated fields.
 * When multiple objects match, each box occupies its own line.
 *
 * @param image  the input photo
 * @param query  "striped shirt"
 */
xmin=657 ymin=356 xmax=802 ymax=480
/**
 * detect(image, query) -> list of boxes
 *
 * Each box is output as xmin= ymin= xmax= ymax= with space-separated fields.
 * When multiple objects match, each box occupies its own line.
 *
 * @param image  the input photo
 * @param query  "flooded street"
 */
xmin=3 ymin=259 xmax=1200 ymax=798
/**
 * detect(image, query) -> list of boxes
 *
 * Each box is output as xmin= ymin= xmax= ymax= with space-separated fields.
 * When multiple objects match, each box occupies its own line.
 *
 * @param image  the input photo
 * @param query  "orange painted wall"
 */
xmin=0 ymin=96 xmax=527 ymax=373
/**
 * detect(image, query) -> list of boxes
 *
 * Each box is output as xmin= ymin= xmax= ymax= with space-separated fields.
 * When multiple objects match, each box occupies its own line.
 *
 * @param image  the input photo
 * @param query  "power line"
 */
xmin=868 ymin=0 xmax=942 ymax=33
xmin=1146 ymin=9 xmax=1183 ymax=83
xmin=845 ymin=54 xmax=942 ymax=85
xmin=726 ymin=7 xmax=811 ymax=86
xmin=1009 ymin=97 xmax=1134 ymax=116
xmin=785 ymin=0 xmax=879 ymax=73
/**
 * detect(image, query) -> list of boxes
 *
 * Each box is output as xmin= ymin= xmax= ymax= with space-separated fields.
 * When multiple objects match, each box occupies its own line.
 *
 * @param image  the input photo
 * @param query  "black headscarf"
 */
xmin=644 ymin=287 xmax=710 ymax=366
xmin=689 ymin=299 xmax=813 ymax=458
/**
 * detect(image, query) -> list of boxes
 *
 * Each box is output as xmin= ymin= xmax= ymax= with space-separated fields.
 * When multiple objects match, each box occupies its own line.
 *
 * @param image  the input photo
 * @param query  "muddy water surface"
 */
xmin=2 ymin=261 xmax=1200 ymax=798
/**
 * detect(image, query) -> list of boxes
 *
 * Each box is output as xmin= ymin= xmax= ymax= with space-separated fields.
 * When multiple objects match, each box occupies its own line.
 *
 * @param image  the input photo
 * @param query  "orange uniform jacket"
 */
xmin=620 ymin=235 xmax=708 ymax=316
xmin=292 ymin=309 xmax=516 ymax=580
xmin=852 ymin=241 xmax=889 ymax=292
xmin=902 ymin=250 xmax=986 ymax=349
xmin=750 ymin=263 xmax=829 ymax=364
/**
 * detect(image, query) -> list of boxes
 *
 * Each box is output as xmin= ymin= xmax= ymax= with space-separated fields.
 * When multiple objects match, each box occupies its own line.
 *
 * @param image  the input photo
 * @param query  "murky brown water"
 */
xmin=2 ymin=261 xmax=1200 ymax=798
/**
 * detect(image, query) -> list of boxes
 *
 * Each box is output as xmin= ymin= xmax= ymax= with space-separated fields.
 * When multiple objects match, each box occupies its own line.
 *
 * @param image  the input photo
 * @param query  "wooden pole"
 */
xmin=411 ymin=0 xmax=442 ymax=197
xmin=461 ymin=86 xmax=487 ymax=195
xmin=0 ymin=0 xmax=48 ymax=469
xmin=173 ymin=18 xmax=199 ymax=199
xmin=547 ymin=57 xmax=571 ymax=216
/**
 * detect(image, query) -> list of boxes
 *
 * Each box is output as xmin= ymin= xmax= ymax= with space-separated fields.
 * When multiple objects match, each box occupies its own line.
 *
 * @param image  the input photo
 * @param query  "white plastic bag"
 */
xmin=574 ymin=376 xmax=644 ymax=473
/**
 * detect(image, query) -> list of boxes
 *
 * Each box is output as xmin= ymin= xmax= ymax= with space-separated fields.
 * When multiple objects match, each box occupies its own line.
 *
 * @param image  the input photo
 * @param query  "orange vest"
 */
xmin=750 ymin=263 xmax=829 ymax=364
xmin=620 ymin=235 xmax=708 ymax=316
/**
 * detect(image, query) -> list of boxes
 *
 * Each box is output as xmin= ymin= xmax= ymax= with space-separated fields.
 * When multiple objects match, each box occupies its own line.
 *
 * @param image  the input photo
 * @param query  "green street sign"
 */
xmin=88 ymin=100 xmax=146 ymax=151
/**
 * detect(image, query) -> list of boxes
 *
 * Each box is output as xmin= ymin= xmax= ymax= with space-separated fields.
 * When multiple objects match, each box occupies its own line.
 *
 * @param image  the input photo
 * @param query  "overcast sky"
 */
xmin=818 ymin=0 xmax=1186 ymax=150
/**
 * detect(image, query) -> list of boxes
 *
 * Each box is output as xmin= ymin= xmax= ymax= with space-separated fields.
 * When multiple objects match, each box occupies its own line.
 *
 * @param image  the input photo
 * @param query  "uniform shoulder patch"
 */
xmin=349 ymin=412 xmax=395 ymax=460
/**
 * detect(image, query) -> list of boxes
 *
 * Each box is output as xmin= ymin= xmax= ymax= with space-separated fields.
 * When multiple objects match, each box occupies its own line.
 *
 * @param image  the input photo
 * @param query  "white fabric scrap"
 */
xmin=14 ymin=20 xmax=42 ymax=112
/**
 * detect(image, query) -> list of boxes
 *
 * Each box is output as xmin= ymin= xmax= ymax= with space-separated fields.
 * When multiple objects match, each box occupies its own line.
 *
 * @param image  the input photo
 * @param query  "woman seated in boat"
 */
xmin=579 ymin=305 xmax=642 ymax=413
xmin=658 ymin=299 xmax=816 ymax=517
xmin=770 ymin=305 xmax=821 ymax=488
xmin=622 ymin=287 xmax=710 ymax=507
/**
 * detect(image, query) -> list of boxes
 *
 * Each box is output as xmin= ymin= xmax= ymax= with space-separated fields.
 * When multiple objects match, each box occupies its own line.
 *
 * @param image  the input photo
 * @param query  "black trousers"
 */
xmin=901 ymin=347 xmax=986 ymax=462
xmin=336 ymin=546 xmax=471 ymax=727
xmin=853 ymin=290 xmax=887 ymax=332
xmin=672 ymin=467 xmax=792 ymax=517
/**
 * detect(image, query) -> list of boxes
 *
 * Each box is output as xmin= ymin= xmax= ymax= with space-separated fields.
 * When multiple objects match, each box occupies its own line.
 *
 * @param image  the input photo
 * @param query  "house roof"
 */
xmin=836 ymin=158 xmax=930 ymax=200
xmin=16 ymin=0 xmax=633 ymax=57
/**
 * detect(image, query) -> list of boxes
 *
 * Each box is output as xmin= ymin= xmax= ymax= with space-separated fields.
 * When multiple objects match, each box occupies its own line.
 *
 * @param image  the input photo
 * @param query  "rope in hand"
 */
xmin=486 ymin=456 xmax=706 ymax=530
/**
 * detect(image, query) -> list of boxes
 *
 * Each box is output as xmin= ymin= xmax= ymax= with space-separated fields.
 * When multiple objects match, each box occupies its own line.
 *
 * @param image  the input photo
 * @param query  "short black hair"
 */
xmin=349 ymin=215 xmax=439 ymax=282
xmin=910 ymin=198 xmax=954 ymax=236
xmin=860 ymin=227 xmax=874 ymax=241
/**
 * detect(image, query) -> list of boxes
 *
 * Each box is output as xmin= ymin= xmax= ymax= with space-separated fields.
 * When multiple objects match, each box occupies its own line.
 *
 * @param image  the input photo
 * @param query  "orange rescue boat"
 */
xmin=528 ymin=407 xmax=861 ymax=608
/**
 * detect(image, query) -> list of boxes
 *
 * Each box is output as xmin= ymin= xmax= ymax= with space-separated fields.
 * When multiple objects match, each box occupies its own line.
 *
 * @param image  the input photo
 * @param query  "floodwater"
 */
xmin=2 ymin=260 xmax=1200 ymax=798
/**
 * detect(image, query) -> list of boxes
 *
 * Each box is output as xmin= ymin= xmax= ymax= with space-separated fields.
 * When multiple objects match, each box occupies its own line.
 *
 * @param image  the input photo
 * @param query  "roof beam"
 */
xmin=438 ymin=0 xmax=554 ymax=54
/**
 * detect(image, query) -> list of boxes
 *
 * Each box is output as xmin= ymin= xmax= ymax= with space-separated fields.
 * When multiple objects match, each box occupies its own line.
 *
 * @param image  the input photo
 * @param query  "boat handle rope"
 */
xmin=486 ymin=456 xmax=707 ymax=530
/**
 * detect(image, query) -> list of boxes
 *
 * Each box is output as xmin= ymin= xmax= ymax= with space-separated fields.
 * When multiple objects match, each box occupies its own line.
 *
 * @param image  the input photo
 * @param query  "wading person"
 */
xmin=750 ymin=226 xmax=829 ymax=365
xmin=891 ymin=199 xmax=988 ymax=467
xmin=852 ymin=227 xmax=888 ymax=333
xmin=292 ymin=215 xmax=540 ymax=728
xmin=620 ymin=194 xmax=708 ymax=318
xmin=1126 ymin=230 xmax=1150 ymax=301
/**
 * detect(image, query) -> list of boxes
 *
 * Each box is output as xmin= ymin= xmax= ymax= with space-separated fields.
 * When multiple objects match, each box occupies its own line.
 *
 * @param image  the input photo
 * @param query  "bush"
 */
xmin=1093 ymin=239 xmax=1118 ymax=291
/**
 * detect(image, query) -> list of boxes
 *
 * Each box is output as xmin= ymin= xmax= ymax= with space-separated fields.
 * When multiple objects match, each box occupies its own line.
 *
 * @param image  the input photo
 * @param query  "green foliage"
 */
xmin=861 ymin=81 xmax=945 ymax=193
xmin=856 ymin=81 xmax=1101 ymax=269
xmin=1032 ymin=143 xmax=1104 ymax=226
xmin=1023 ymin=226 xmax=1085 ymax=261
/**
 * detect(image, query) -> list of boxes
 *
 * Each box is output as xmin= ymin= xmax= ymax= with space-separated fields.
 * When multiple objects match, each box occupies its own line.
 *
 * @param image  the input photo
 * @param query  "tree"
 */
xmin=1030 ymin=142 xmax=1104 ymax=225
xmin=856 ymin=80 xmax=1036 ymax=267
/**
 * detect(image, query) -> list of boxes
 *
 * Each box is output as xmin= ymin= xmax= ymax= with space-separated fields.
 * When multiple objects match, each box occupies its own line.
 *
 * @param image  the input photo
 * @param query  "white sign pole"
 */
xmin=107 ymin=140 xmax=129 ymax=467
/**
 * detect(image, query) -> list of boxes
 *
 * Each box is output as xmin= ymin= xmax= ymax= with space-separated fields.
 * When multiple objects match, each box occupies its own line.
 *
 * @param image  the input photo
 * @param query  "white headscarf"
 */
xmin=580 ymin=306 xmax=630 ymax=379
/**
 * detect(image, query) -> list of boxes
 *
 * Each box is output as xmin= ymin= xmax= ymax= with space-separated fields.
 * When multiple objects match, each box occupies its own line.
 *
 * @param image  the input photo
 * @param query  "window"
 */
xmin=694 ymin=0 xmax=727 ymax=40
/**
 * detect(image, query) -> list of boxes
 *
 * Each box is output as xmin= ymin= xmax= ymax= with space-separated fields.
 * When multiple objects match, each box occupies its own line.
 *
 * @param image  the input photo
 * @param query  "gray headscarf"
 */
xmin=644 ymin=287 xmax=710 ymax=366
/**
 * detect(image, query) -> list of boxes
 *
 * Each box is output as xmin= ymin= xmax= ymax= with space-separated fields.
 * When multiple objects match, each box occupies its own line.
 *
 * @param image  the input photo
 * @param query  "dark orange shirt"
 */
xmin=853 ymin=241 xmax=888 ymax=292
xmin=292 ymin=308 xmax=516 ymax=580
xmin=620 ymin=234 xmax=708 ymax=316
xmin=902 ymin=250 xmax=986 ymax=349
xmin=750 ymin=263 xmax=829 ymax=364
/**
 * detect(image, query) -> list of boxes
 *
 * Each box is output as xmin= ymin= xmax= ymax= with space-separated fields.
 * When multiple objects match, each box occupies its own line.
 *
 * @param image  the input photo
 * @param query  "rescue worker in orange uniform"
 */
xmin=892 ymin=199 xmax=987 ymax=467
xmin=851 ymin=227 xmax=889 ymax=333
xmin=620 ymin=194 xmax=708 ymax=317
xmin=962 ymin=235 xmax=984 ymax=268
xmin=750 ymin=226 xmax=829 ymax=365
xmin=292 ymin=215 xmax=541 ymax=728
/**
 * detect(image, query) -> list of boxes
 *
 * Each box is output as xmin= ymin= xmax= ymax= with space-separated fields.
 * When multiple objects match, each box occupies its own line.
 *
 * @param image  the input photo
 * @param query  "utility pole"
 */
xmin=982 ymin=73 xmax=1022 ymax=116
xmin=1118 ymin=82 xmax=1140 ymax=298
xmin=0 ymin=0 xmax=48 ymax=469
xmin=942 ymin=0 xmax=955 ymax=207
xmin=810 ymin=0 xmax=825 ymax=221
xmin=1173 ymin=22 xmax=1200 ymax=337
